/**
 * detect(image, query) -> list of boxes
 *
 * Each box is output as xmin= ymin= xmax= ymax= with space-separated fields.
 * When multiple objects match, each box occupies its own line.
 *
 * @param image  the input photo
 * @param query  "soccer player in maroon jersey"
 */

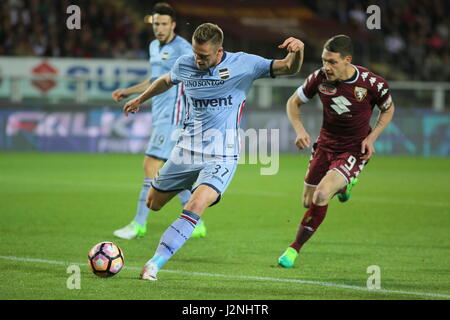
xmin=278 ymin=35 xmax=395 ymax=268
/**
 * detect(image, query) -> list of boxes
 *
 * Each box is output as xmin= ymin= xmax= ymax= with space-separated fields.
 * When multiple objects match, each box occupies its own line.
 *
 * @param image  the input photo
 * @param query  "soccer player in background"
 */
xmin=278 ymin=35 xmax=395 ymax=268
xmin=111 ymin=3 xmax=207 ymax=240
xmin=123 ymin=23 xmax=304 ymax=280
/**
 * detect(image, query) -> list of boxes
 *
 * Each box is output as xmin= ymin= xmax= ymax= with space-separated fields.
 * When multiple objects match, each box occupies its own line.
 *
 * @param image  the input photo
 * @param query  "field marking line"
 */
xmin=1 ymin=255 xmax=449 ymax=299
xmin=1 ymin=177 xmax=449 ymax=208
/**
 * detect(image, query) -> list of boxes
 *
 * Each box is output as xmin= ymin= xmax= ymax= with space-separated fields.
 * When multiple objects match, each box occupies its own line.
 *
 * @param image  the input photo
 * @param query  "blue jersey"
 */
xmin=149 ymin=35 xmax=192 ymax=126
xmin=170 ymin=52 xmax=274 ymax=158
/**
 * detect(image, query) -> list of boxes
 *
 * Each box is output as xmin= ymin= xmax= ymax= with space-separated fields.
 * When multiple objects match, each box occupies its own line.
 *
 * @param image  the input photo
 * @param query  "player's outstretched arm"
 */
xmin=112 ymin=80 xmax=152 ymax=102
xmin=123 ymin=73 xmax=173 ymax=116
xmin=272 ymin=37 xmax=304 ymax=76
xmin=286 ymin=90 xmax=310 ymax=149
xmin=361 ymin=102 xmax=395 ymax=160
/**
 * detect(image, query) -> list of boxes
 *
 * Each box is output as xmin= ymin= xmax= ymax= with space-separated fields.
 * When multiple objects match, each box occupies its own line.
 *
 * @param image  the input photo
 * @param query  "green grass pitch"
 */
xmin=0 ymin=152 xmax=449 ymax=300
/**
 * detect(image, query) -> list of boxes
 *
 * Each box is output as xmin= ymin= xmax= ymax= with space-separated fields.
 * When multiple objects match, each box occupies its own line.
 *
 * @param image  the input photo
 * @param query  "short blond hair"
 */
xmin=192 ymin=23 xmax=224 ymax=46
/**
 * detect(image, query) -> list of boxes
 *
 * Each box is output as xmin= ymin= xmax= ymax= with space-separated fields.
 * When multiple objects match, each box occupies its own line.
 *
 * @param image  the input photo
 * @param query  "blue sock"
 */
xmin=133 ymin=177 xmax=152 ymax=227
xmin=177 ymin=189 xmax=203 ymax=225
xmin=149 ymin=210 xmax=200 ymax=269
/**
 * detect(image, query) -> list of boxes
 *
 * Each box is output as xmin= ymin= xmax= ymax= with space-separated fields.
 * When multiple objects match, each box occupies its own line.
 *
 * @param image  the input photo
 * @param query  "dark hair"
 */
xmin=152 ymin=2 xmax=176 ymax=21
xmin=192 ymin=23 xmax=224 ymax=46
xmin=324 ymin=35 xmax=353 ymax=58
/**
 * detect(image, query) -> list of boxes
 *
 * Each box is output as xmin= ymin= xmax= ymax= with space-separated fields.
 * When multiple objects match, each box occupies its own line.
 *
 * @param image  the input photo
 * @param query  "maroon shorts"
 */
xmin=304 ymin=143 xmax=368 ymax=186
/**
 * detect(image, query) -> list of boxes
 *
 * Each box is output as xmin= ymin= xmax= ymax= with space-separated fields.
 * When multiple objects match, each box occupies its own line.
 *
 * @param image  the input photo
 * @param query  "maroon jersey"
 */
xmin=297 ymin=65 xmax=392 ymax=152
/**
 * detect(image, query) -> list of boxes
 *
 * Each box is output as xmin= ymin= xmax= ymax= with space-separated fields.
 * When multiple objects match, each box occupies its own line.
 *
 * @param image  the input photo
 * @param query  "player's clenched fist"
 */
xmin=123 ymin=97 xmax=142 ymax=117
xmin=360 ymin=136 xmax=376 ymax=160
xmin=278 ymin=37 xmax=304 ymax=53
xmin=112 ymin=89 xmax=129 ymax=102
xmin=294 ymin=131 xmax=311 ymax=150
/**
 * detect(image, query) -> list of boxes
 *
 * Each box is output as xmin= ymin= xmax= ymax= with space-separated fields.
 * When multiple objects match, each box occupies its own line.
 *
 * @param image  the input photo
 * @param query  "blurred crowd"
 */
xmin=0 ymin=0 xmax=152 ymax=59
xmin=308 ymin=0 xmax=449 ymax=80
xmin=0 ymin=0 xmax=448 ymax=81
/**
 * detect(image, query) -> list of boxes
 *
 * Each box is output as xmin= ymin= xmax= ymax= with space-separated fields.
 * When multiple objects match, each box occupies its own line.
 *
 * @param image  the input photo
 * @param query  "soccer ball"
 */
xmin=88 ymin=241 xmax=124 ymax=277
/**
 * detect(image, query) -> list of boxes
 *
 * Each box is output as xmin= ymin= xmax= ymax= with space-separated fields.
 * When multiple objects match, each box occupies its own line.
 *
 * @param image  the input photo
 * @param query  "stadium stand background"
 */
xmin=0 ymin=0 xmax=449 ymax=156
xmin=1 ymin=0 xmax=448 ymax=81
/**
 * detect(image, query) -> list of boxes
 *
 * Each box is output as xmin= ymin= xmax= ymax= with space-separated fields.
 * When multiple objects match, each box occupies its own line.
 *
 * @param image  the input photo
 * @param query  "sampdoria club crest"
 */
xmin=218 ymin=68 xmax=230 ymax=79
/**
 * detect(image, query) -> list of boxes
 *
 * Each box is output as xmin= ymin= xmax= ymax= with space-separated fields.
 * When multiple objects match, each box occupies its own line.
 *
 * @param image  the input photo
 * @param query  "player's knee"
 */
xmin=144 ymin=166 xmax=158 ymax=178
xmin=313 ymin=187 xmax=332 ymax=205
xmin=143 ymin=157 xmax=160 ymax=177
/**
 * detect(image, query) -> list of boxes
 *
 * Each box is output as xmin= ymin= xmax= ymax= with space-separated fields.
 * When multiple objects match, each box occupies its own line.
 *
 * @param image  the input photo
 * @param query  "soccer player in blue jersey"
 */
xmin=111 ymin=3 xmax=206 ymax=240
xmin=123 ymin=23 xmax=304 ymax=280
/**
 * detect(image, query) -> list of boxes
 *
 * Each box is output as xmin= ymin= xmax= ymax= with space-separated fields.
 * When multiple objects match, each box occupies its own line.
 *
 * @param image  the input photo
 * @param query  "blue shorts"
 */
xmin=145 ymin=123 xmax=180 ymax=161
xmin=151 ymin=147 xmax=238 ymax=206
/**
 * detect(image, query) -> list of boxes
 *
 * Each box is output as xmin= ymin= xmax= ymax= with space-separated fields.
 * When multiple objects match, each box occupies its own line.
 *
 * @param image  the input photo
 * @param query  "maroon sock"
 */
xmin=290 ymin=203 xmax=328 ymax=253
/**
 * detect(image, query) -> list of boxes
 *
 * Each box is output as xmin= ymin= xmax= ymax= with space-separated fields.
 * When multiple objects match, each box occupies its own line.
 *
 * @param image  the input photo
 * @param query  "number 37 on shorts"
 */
xmin=204 ymin=162 xmax=237 ymax=192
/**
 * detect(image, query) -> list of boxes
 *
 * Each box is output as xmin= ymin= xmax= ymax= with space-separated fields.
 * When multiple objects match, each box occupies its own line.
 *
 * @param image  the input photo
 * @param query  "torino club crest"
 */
xmin=354 ymin=86 xmax=368 ymax=102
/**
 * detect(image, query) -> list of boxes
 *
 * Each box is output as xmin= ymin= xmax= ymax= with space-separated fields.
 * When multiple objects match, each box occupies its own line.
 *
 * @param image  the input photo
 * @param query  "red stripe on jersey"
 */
xmin=237 ymin=100 xmax=246 ymax=124
xmin=175 ymin=83 xmax=184 ymax=125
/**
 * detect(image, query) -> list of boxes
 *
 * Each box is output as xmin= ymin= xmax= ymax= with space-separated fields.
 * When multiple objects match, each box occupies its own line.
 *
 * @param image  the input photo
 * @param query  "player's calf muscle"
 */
xmin=303 ymin=200 xmax=312 ymax=208
xmin=184 ymin=198 xmax=209 ymax=215
xmin=302 ymin=186 xmax=315 ymax=208
xmin=146 ymin=190 xmax=176 ymax=211
xmin=184 ymin=186 xmax=219 ymax=215
xmin=302 ymin=193 xmax=313 ymax=208
xmin=147 ymin=199 xmax=162 ymax=211
xmin=184 ymin=195 xmax=217 ymax=215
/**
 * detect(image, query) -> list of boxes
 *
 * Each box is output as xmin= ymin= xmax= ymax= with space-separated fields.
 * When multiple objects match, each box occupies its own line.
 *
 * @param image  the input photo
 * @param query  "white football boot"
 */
xmin=113 ymin=221 xmax=146 ymax=240
xmin=140 ymin=261 xmax=159 ymax=281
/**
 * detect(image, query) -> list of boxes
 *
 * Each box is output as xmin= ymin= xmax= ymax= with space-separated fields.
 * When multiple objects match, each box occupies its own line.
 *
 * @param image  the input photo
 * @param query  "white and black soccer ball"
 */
xmin=88 ymin=241 xmax=124 ymax=277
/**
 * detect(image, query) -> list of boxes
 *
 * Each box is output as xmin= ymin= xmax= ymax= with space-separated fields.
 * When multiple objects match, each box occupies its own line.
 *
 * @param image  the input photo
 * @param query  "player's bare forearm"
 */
xmin=125 ymin=79 xmax=152 ymax=96
xmin=137 ymin=73 xmax=173 ymax=104
xmin=368 ymin=103 xmax=395 ymax=142
xmin=275 ymin=50 xmax=304 ymax=76
xmin=112 ymin=79 xmax=151 ymax=102
xmin=273 ymin=38 xmax=304 ymax=76
xmin=287 ymin=94 xmax=304 ymax=134
xmin=285 ymin=50 xmax=304 ymax=75
xmin=123 ymin=73 xmax=173 ymax=116
xmin=360 ymin=103 xmax=394 ymax=160
xmin=286 ymin=92 xmax=310 ymax=149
